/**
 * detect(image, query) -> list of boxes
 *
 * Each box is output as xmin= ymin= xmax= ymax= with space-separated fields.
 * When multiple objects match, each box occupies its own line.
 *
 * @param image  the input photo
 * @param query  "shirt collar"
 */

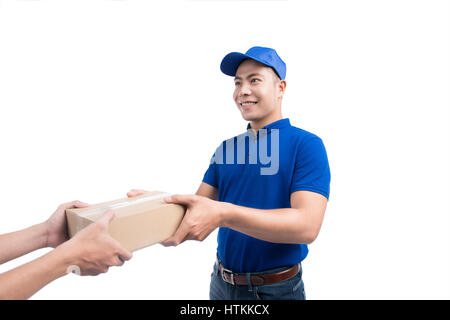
xmin=246 ymin=118 xmax=291 ymax=132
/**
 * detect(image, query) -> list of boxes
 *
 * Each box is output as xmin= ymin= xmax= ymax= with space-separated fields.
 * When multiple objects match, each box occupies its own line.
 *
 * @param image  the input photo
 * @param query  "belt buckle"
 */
xmin=221 ymin=266 xmax=235 ymax=285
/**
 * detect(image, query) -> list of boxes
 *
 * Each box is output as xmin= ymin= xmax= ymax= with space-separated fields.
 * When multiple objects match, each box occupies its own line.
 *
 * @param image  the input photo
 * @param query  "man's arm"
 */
xmin=161 ymin=190 xmax=328 ymax=246
xmin=195 ymin=182 xmax=218 ymax=200
xmin=194 ymin=184 xmax=327 ymax=243
xmin=221 ymin=191 xmax=327 ymax=244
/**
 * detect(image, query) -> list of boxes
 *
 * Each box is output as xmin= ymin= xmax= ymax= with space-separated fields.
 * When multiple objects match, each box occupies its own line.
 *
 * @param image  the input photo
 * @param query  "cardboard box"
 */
xmin=65 ymin=191 xmax=186 ymax=252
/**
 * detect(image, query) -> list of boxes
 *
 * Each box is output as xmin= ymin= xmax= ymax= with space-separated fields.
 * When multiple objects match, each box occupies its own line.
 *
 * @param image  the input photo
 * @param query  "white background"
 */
xmin=0 ymin=0 xmax=449 ymax=300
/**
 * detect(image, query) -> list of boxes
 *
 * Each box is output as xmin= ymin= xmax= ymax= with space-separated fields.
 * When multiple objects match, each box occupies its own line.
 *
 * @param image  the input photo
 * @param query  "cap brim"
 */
xmin=220 ymin=52 xmax=249 ymax=77
xmin=220 ymin=52 xmax=282 ymax=79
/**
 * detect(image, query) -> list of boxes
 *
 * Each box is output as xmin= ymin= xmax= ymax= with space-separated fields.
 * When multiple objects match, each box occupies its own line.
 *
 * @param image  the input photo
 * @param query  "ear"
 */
xmin=277 ymin=80 xmax=287 ymax=99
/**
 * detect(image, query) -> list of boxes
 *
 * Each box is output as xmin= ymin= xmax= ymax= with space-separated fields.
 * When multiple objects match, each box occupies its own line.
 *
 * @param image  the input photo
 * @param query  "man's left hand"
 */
xmin=161 ymin=194 xmax=225 ymax=246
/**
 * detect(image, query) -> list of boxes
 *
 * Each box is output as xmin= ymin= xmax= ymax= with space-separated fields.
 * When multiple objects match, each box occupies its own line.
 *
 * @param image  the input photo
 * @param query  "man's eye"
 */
xmin=234 ymin=82 xmax=241 ymax=86
xmin=251 ymin=79 xmax=260 ymax=83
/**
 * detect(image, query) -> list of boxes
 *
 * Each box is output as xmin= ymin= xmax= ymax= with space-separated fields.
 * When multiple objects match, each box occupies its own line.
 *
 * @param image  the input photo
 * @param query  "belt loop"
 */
xmin=246 ymin=273 xmax=253 ymax=292
xmin=215 ymin=253 xmax=220 ymax=276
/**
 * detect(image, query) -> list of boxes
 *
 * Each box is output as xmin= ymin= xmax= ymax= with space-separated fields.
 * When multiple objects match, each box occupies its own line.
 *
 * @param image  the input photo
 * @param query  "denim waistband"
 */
xmin=215 ymin=254 xmax=301 ymax=275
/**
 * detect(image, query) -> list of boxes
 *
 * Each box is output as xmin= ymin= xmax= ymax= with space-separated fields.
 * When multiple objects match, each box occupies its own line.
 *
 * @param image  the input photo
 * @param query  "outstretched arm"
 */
xmin=161 ymin=190 xmax=328 ymax=246
xmin=0 ymin=201 xmax=87 ymax=265
xmin=0 ymin=204 xmax=132 ymax=300
xmin=0 ymin=222 xmax=48 ymax=265
xmin=0 ymin=241 xmax=73 ymax=299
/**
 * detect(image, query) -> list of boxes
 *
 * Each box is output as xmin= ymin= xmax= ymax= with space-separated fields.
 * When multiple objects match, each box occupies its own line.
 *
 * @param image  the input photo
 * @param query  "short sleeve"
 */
xmin=202 ymin=152 xmax=219 ymax=189
xmin=290 ymin=136 xmax=331 ymax=199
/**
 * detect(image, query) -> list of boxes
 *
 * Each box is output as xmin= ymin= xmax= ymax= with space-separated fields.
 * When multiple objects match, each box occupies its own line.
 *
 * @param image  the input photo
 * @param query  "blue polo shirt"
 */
xmin=202 ymin=118 xmax=330 ymax=273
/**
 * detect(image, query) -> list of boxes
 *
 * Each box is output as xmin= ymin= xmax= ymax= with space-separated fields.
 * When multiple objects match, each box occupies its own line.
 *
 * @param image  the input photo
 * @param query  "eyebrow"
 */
xmin=234 ymin=73 xmax=265 ymax=81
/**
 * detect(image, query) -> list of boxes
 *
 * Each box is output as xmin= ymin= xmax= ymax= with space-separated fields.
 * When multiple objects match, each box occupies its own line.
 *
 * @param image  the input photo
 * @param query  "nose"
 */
xmin=238 ymin=83 xmax=251 ymax=97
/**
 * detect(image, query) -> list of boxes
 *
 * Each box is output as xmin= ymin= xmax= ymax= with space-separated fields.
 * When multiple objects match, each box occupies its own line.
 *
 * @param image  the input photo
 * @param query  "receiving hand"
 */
xmin=59 ymin=210 xmax=133 ymax=276
xmin=45 ymin=200 xmax=89 ymax=248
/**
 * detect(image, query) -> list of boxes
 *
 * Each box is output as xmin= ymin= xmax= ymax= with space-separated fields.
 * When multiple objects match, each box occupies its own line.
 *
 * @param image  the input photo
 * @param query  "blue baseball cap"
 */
xmin=220 ymin=46 xmax=286 ymax=80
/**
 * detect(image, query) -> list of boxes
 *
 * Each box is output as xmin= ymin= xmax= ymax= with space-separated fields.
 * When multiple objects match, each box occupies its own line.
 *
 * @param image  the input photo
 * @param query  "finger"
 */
xmin=107 ymin=236 xmax=133 ymax=261
xmin=110 ymin=256 xmax=125 ymax=267
xmin=101 ymin=266 xmax=109 ymax=274
xmin=84 ymin=269 xmax=102 ymax=276
xmin=74 ymin=201 xmax=89 ymax=208
xmin=164 ymin=194 xmax=195 ymax=206
xmin=95 ymin=210 xmax=116 ymax=230
xmin=127 ymin=189 xmax=147 ymax=198
xmin=161 ymin=236 xmax=175 ymax=246
xmin=63 ymin=200 xmax=89 ymax=210
xmin=116 ymin=256 xmax=125 ymax=266
xmin=116 ymin=245 xmax=133 ymax=262
xmin=161 ymin=222 xmax=190 ymax=246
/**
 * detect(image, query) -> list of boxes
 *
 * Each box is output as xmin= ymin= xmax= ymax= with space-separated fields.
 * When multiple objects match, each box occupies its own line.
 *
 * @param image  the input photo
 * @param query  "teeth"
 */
xmin=240 ymin=102 xmax=257 ymax=106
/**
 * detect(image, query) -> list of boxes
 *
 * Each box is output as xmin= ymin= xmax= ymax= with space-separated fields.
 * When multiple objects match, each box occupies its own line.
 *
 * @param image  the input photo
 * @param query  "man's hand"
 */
xmin=45 ymin=200 xmax=89 ymax=248
xmin=161 ymin=194 xmax=226 ymax=246
xmin=58 ymin=210 xmax=133 ymax=276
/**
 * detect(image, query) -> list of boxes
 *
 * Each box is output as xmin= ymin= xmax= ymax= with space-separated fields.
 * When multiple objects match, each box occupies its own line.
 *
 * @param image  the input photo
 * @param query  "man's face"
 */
xmin=233 ymin=59 xmax=282 ymax=122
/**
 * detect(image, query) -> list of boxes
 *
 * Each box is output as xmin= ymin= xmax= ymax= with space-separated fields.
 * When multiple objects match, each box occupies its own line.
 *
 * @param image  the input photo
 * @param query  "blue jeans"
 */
xmin=209 ymin=261 xmax=306 ymax=300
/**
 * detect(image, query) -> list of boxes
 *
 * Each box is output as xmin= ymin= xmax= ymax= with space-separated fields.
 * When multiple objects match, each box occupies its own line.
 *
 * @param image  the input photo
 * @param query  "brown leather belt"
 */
xmin=217 ymin=259 xmax=299 ymax=286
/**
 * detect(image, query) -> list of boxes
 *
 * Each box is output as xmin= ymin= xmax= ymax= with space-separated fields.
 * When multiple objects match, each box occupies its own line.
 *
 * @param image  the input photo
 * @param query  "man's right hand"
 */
xmin=58 ymin=210 xmax=132 ymax=276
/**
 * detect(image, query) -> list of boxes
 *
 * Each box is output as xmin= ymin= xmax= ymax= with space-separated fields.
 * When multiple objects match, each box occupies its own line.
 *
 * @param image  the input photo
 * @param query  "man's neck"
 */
xmin=249 ymin=112 xmax=283 ymax=131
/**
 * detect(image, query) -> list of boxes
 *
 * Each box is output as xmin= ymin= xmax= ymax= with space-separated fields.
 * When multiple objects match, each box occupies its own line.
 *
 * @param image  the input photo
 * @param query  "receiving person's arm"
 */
xmin=0 ymin=241 xmax=70 ymax=299
xmin=0 ymin=201 xmax=86 ymax=265
xmin=0 ymin=222 xmax=50 ymax=265
xmin=0 ymin=203 xmax=132 ymax=300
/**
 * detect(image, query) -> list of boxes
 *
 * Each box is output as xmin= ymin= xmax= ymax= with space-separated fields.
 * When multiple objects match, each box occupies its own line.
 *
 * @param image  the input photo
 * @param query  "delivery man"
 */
xmin=128 ymin=46 xmax=331 ymax=300
xmin=0 ymin=201 xmax=132 ymax=299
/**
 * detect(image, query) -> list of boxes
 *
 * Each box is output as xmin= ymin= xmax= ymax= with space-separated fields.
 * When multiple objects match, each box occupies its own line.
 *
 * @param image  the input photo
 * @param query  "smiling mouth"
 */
xmin=239 ymin=101 xmax=258 ymax=107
